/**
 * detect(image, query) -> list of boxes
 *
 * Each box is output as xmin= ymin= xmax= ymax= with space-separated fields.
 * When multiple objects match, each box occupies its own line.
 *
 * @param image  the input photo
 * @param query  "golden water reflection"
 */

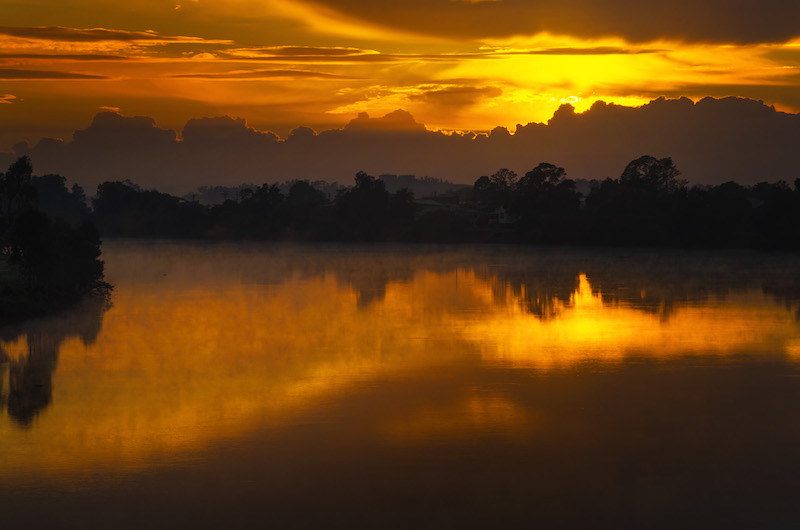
xmin=474 ymin=274 xmax=800 ymax=368
xmin=1 ymin=243 xmax=799 ymax=484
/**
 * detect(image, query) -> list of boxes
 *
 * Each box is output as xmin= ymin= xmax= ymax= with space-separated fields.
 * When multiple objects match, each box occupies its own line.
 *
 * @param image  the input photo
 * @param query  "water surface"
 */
xmin=2 ymin=242 xmax=800 ymax=528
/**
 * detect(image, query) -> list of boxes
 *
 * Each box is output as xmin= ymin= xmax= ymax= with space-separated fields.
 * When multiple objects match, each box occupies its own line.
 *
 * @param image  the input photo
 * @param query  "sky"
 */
xmin=1 ymin=0 xmax=800 ymax=189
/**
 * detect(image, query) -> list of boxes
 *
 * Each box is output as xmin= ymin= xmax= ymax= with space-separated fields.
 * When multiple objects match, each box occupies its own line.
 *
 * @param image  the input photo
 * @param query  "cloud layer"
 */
xmin=1 ymin=21 xmax=799 ymax=151
xmin=299 ymin=0 xmax=800 ymax=44
xmin=5 ymin=96 xmax=798 ymax=195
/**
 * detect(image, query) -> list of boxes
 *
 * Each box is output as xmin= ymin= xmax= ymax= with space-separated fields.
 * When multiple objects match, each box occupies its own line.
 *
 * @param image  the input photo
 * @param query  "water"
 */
xmin=2 ymin=241 xmax=800 ymax=528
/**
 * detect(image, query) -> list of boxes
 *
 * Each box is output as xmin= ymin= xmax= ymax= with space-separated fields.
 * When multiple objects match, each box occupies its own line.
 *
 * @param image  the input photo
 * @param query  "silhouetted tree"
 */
xmin=518 ymin=163 xmax=565 ymax=189
xmin=286 ymin=180 xmax=330 ymax=238
xmin=335 ymin=172 xmax=391 ymax=240
xmin=470 ymin=168 xmax=519 ymax=230
xmin=681 ymin=182 xmax=754 ymax=247
xmin=0 ymin=158 xmax=107 ymax=317
xmin=751 ymin=180 xmax=800 ymax=248
xmin=388 ymin=188 xmax=416 ymax=232
xmin=0 ymin=156 xmax=37 ymax=222
xmin=509 ymin=162 xmax=581 ymax=243
xmin=216 ymin=182 xmax=287 ymax=238
xmin=94 ymin=180 xmax=208 ymax=237
xmin=619 ymin=155 xmax=686 ymax=194
xmin=585 ymin=155 xmax=689 ymax=245
xmin=32 ymin=174 xmax=91 ymax=228
xmin=490 ymin=167 xmax=518 ymax=190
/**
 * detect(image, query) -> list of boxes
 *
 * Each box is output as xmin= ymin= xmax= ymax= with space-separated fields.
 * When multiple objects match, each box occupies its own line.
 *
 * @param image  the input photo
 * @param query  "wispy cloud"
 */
xmin=240 ymin=46 xmax=377 ymax=57
xmin=0 ymin=68 xmax=109 ymax=79
xmin=407 ymin=85 xmax=503 ymax=107
xmin=0 ymin=26 xmax=232 ymax=44
xmin=172 ymin=69 xmax=359 ymax=80
xmin=219 ymin=46 xmax=663 ymax=66
xmin=0 ymin=94 xmax=16 ymax=104
xmin=0 ymin=53 xmax=129 ymax=61
xmin=495 ymin=46 xmax=666 ymax=56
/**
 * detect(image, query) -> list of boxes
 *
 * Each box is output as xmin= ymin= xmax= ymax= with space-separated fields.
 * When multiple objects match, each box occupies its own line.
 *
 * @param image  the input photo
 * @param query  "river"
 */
xmin=2 ymin=241 xmax=800 ymax=528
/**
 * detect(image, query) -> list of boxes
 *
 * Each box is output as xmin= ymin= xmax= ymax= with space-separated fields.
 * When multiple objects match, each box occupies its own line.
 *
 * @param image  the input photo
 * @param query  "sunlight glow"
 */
xmin=2 ymin=20 xmax=799 ymax=145
xmin=2 ymin=266 xmax=797 ymax=484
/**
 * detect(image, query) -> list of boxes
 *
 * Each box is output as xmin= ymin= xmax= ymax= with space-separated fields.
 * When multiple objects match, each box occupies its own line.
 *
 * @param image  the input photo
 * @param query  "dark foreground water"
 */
xmin=2 ymin=241 xmax=800 ymax=529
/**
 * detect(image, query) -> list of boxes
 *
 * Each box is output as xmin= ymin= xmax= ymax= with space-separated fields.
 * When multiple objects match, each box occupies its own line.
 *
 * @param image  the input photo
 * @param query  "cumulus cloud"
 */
xmin=182 ymin=116 xmax=279 ymax=146
xmin=342 ymin=109 xmax=427 ymax=132
xmin=5 ymin=97 xmax=799 ymax=195
xmin=71 ymin=112 xmax=178 ymax=146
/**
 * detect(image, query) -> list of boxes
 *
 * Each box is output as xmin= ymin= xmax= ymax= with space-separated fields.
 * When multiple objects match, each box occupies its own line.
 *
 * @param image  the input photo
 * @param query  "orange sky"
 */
xmin=1 ymin=0 xmax=800 ymax=148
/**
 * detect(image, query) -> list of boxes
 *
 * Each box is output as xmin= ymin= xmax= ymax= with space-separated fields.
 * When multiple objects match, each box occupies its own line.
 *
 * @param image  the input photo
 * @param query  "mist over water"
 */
xmin=2 ymin=241 xmax=800 ymax=528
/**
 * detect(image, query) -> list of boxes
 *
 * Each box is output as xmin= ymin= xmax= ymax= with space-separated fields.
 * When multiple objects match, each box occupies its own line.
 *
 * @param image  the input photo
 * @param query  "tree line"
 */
xmin=90 ymin=155 xmax=800 ymax=248
xmin=7 ymin=154 xmax=800 ymax=252
xmin=475 ymin=156 xmax=800 ymax=248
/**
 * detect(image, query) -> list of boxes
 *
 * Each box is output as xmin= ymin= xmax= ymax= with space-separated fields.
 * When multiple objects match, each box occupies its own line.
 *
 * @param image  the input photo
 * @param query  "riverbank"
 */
xmin=0 ymin=257 xmax=110 ymax=324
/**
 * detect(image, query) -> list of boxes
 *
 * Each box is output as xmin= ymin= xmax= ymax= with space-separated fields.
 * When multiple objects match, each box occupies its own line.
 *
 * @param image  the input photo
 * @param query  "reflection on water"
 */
xmin=0 ymin=297 xmax=106 ymax=426
xmin=2 ymin=242 xmax=800 ymax=528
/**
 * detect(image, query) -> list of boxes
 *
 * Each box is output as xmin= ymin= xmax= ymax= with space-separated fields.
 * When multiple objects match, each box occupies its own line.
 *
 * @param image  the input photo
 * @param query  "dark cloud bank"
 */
xmin=303 ymin=0 xmax=800 ymax=44
xmin=4 ymin=96 xmax=799 ymax=195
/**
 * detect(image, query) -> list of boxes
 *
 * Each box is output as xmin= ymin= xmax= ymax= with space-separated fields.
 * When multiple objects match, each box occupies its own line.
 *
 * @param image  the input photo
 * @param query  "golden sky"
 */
xmin=1 ymin=0 xmax=800 ymax=147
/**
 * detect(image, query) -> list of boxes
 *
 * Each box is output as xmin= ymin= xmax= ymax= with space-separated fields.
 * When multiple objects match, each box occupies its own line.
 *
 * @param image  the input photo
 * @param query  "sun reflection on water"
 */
xmin=472 ymin=273 xmax=798 ymax=369
xmin=1 ymin=247 xmax=798 ymax=484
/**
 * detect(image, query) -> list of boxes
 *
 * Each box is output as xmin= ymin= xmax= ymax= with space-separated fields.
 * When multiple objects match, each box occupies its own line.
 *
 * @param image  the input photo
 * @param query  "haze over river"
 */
xmin=2 ymin=241 xmax=800 ymax=528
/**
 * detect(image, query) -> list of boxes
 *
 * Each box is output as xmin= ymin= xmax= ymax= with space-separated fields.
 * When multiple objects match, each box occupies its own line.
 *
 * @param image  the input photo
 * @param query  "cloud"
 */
xmin=0 ymin=53 xmax=129 ymax=60
xmin=0 ymin=94 xmax=16 ymax=104
xmin=0 ymin=26 xmax=231 ymax=44
xmin=0 ymin=26 xmax=164 ymax=42
xmin=171 ymin=69 xmax=358 ymax=80
xmin=289 ymin=0 xmax=800 ymax=44
xmin=235 ymin=46 xmax=376 ymax=57
xmin=182 ymin=115 xmax=273 ymax=137
xmin=601 ymin=75 xmax=800 ymax=112
xmin=219 ymin=50 xmax=449 ymax=64
xmin=0 ymin=26 xmax=235 ymax=63
xmin=0 ymin=68 xmax=109 ymax=79
xmin=71 ymin=112 xmax=178 ymax=146
xmin=215 ymin=45 xmax=668 ymax=68
xmin=407 ymin=85 xmax=503 ymax=108
xmin=503 ymin=46 xmax=666 ymax=56
xmin=342 ymin=109 xmax=427 ymax=132
xmin=8 ymin=97 xmax=799 ymax=195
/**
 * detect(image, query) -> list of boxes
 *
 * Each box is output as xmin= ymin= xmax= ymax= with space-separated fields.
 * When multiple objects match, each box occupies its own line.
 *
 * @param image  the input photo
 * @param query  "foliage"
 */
xmin=0 ymin=157 xmax=108 ymax=319
xmin=74 ymin=155 xmax=800 ymax=249
xmin=471 ymin=168 xmax=517 ymax=210
xmin=509 ymin=163 xmax=581 ymax=243
xmin=334 ymin=171 xmax=417 ymax=241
